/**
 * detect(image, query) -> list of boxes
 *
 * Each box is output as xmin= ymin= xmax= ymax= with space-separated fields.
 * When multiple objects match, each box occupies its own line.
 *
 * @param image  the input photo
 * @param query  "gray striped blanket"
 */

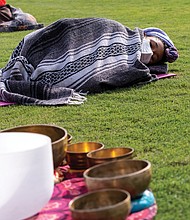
xmin=0 ymin=18 xmax=153 ymax=106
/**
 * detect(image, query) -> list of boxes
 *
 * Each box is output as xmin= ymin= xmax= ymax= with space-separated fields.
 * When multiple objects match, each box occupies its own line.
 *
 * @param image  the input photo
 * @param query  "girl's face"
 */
xmin=146 ymin=36 xmax=165 ymax=65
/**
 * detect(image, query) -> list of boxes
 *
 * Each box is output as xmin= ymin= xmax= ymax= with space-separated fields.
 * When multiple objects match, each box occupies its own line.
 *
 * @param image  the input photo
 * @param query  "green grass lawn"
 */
xmin=1 ymin=0 xmax=190 ymax=219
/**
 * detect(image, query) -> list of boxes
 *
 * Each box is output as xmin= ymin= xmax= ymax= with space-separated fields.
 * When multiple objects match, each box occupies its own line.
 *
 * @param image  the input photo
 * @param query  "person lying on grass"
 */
xmin=0 ymin=0 xmax=43 ymax=31
xmin=0 ymin=17 xmax=179 ymax=105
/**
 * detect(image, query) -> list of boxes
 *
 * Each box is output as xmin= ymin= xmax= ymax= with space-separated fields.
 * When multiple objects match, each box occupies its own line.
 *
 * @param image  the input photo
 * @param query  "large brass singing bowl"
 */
xmin=1 ymin=124 xmax=68 ymax=169
xmin=66 ymin=142 xmax=104 ymax=170
xmin=84 ymin=159 xmax=152 ymax=198
xmin=87 ymin=147 xmax=134 ymax=167
xmin=69 ymin=188 xmax=131 ymax=220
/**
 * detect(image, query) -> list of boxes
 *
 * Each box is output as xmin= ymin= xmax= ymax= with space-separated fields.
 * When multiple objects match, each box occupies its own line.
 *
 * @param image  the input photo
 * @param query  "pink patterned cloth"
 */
xmin=26 ymin=171 xmax=157 ymax=220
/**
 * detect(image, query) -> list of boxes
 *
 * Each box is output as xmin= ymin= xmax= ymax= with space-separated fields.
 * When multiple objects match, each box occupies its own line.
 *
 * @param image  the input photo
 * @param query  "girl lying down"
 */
xmin=0 ymin=17 xmax=179 ymax=105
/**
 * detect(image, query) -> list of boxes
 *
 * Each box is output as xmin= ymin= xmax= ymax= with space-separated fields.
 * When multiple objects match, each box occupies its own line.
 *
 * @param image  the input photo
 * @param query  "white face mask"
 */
xmin=140 ymin=38 xmax=153 ymax=64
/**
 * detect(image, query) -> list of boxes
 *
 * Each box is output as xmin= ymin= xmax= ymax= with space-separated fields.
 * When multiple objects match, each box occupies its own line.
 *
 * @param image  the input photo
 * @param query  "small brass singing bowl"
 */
xmin=69 ymin=188 xmax=131 ymax=220
xmin=84 ymin=159 xmax=152 ymax=198
xmin=66 ymin=142 xmax=104 ymax=170
xmin=1 ymin=124 xmax=68 ymax=169
xmin=87 ymin=147 xmax=134 ymax=167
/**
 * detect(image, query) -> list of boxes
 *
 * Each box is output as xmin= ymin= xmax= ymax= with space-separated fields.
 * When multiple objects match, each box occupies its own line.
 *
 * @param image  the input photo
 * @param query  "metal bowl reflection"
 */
xmin=1 ymin=124 xmax=67 ymax=169
xmin=84 ymin=159 xmax=152 ymax=198
xmin=87 ymin=147 xmax=134 ymax=167
xmin=67 ymin=133 xmax=72 ymax=144
xmin=69 ymin=188 xmax=131 ymax=220
xmin=66 ymin=142 xmax=104 ymax=170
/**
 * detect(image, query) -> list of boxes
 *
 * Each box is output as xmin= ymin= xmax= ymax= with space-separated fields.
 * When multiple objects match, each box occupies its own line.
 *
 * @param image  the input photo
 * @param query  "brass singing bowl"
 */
xmin=66 ymin=142 xmax=104 ymax=170
xmin=69 ymin=188 xmax=131 ymax=220
xmin=1 ymin=124 xmax=68 ymax=169
xmin=87 ymin=147 xmax=134 ymax=167
xmin=84 ymin=159 xmax=152 ymax=198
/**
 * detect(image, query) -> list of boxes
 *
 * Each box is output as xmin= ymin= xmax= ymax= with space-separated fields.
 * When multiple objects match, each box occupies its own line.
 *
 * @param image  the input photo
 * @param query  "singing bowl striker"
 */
xmin=84 ymin=159 xmax=152 ymax=198
xmin=87 ymin=147 xmax=134 ymax=167
xmin=1 ymin=124 xmax=68 ymax=169
xmin=66 ymin=142 xmax=104 ymax=170
xmin=69 ymin=189 xmax=131 ymax=220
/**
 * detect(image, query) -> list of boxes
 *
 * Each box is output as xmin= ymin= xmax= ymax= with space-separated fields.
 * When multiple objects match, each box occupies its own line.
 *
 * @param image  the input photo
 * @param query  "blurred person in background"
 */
xmin=0 ymin=0 xmax=43 ymax=31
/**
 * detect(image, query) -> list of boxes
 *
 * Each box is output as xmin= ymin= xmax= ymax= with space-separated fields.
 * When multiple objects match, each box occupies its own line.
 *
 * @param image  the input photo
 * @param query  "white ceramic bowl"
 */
xmin=0 ymin=132 xmax=54 ymax=220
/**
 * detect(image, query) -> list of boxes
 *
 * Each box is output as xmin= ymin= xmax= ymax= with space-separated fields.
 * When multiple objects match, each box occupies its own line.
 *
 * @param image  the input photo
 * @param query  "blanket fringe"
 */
xmin=67 ymin=92 xmax=87 ymax=105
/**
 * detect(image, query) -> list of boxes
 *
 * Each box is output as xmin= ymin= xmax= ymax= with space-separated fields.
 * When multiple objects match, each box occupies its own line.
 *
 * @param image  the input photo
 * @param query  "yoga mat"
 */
xmin=156 ymin=73 xmax=177 ymax=79
xmin=0 ymin=73 xmax=177 ymax=107
xmin=0 ymin=101 xmax=15 ymax=106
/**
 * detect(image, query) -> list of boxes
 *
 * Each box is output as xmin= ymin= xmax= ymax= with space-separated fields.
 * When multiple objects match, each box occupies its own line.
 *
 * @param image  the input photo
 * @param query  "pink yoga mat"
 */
xmin=156 ymin=73 xmax=177 ymax=79
xmin=0 ymin=73 xmax=176 ymax=107
xmin=0 ymin=101 xmax=15 ymax=106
